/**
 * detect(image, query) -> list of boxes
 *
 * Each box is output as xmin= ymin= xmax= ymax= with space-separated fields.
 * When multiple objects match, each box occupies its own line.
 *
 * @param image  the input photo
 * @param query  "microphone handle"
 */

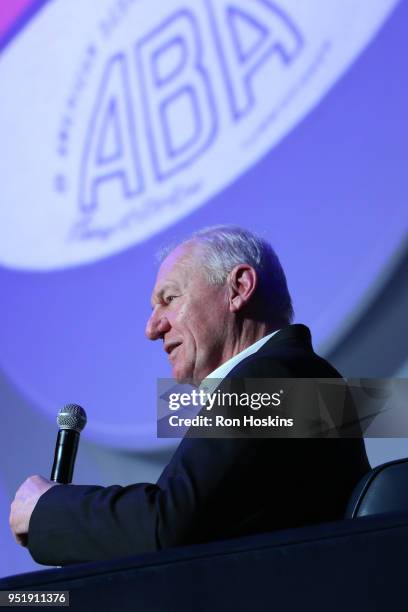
xmin=50 ymin=429 xmax=80 ymax=484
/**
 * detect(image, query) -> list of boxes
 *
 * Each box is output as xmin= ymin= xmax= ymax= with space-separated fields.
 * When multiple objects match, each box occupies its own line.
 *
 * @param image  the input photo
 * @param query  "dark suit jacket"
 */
xmin=28 ymin=325 xmax=370 ymax=565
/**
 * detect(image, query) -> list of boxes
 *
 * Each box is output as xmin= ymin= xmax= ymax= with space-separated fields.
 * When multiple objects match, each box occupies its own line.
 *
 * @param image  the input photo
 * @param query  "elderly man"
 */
xmin=10 ymin=226 xmax=370 ymax=565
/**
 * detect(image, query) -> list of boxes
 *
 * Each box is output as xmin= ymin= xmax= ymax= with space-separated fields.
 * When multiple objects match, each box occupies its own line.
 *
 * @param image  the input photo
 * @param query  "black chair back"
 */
xmin=346 ymin=457 xmax=408 ymax=518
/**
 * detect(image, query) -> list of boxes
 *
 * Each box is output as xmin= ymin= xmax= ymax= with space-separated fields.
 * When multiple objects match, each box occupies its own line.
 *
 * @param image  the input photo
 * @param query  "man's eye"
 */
xmin=166 ymin=295 xmax=177 ymax=303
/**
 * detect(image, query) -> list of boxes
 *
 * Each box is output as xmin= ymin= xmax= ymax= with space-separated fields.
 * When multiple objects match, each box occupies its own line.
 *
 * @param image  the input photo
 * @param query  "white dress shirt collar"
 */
xmin=200 ymin=329 xmax=280 ymax=394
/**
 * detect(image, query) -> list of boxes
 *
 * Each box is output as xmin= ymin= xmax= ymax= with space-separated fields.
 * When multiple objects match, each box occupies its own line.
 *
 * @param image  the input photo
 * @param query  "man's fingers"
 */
xmin=13 ymin=532 xmax=28 ymax=547
xmin=9 ymin=475 xmax=55 ymax=548
xmin=9 ymin=500 xmax=27 ymax=547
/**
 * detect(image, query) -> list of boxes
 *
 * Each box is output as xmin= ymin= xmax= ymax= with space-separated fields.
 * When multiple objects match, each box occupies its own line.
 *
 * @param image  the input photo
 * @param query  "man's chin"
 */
xmin=172 ymin=366 xmax=198 ymax=386
xmin=174 ymin=374 xmax=196 ymax=386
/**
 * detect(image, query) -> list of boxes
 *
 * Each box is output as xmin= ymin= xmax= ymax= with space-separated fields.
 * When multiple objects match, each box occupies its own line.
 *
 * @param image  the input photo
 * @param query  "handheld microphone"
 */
xmin=50 ymin=404 xmax=87 ymax=484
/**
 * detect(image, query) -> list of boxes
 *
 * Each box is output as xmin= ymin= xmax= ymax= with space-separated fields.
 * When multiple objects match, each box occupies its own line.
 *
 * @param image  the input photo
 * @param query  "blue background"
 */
xmin=0 ymin=0 xmax=407 ymax=576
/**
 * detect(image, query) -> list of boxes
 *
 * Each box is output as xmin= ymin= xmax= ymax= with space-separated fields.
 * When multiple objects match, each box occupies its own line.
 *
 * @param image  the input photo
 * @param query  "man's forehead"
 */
xmin=160 ymin=243 xmax=195 ymax=275
xmin=151 ymin=242 xmax=198 ymax=298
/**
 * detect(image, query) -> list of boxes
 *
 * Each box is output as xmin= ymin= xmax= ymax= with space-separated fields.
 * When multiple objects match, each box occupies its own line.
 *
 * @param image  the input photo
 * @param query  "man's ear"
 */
xmin=227 ymin=265 xmax=258 ymax=312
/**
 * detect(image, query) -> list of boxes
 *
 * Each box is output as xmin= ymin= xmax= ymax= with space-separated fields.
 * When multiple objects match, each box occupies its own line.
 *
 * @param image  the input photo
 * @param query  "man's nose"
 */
xmin=145 ymin=309 xmax=171 ymax=340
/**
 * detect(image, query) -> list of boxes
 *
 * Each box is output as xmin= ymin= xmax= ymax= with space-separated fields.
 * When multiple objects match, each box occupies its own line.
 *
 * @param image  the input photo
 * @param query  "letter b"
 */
xmin=136 ymin=10 xmax=217 ymax=180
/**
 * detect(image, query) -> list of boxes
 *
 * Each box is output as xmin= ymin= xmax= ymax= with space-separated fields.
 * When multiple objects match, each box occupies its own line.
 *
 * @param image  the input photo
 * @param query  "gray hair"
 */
xmin=160 ymin=225 xmax=294 ymax=325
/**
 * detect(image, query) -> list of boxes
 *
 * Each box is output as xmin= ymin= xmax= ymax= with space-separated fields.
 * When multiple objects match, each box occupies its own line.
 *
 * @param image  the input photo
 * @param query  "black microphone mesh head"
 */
xmin=57 ymin=404 xmax=87 ymax=433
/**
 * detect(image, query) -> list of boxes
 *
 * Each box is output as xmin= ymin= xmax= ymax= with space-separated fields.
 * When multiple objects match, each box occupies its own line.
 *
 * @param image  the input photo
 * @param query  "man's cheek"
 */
xmin=174 ymin=344 xmax=186 ymax=368
xmin=179 ymin=344 xmax=191 ymax=368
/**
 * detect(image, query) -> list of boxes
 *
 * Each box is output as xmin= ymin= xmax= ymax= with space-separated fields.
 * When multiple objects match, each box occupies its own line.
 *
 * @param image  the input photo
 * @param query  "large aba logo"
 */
xmin=0 ymin=0 xmax=399 ymax=269
xmin=76 ymin=1 xmax=302 ymax=242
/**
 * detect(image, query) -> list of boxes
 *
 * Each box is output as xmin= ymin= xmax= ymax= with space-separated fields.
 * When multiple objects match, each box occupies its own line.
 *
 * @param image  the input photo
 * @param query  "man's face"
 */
xmin=145 ymin=243 xmax=230 ymax=384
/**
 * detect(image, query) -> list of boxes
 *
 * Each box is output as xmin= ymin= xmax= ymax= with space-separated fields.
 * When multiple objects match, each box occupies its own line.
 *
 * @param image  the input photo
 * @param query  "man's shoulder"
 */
xmin=227 ymin=324 xmax=342 ymax=379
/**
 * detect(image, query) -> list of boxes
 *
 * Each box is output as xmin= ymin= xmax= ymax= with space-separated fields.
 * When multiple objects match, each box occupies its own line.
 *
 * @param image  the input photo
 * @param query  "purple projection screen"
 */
xmin=0 ymin=0 xmax=407 ymax=449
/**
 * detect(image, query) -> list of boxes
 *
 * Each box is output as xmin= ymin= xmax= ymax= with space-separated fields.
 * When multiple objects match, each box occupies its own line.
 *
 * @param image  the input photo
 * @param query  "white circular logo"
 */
xmin=0 ymin=0 xmax=399 ymax=270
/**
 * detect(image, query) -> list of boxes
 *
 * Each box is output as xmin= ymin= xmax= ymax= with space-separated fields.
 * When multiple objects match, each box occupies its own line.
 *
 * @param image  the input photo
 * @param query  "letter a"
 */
xmin=207 ymin=0 xmax=303 ymax=119
xmin=80 ymin=54 xmax=143 ymax=211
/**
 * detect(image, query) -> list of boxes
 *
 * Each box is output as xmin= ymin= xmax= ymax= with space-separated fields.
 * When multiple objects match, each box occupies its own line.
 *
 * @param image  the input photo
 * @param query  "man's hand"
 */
xmin=9 ymin=475 xmax=58 ymax=547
